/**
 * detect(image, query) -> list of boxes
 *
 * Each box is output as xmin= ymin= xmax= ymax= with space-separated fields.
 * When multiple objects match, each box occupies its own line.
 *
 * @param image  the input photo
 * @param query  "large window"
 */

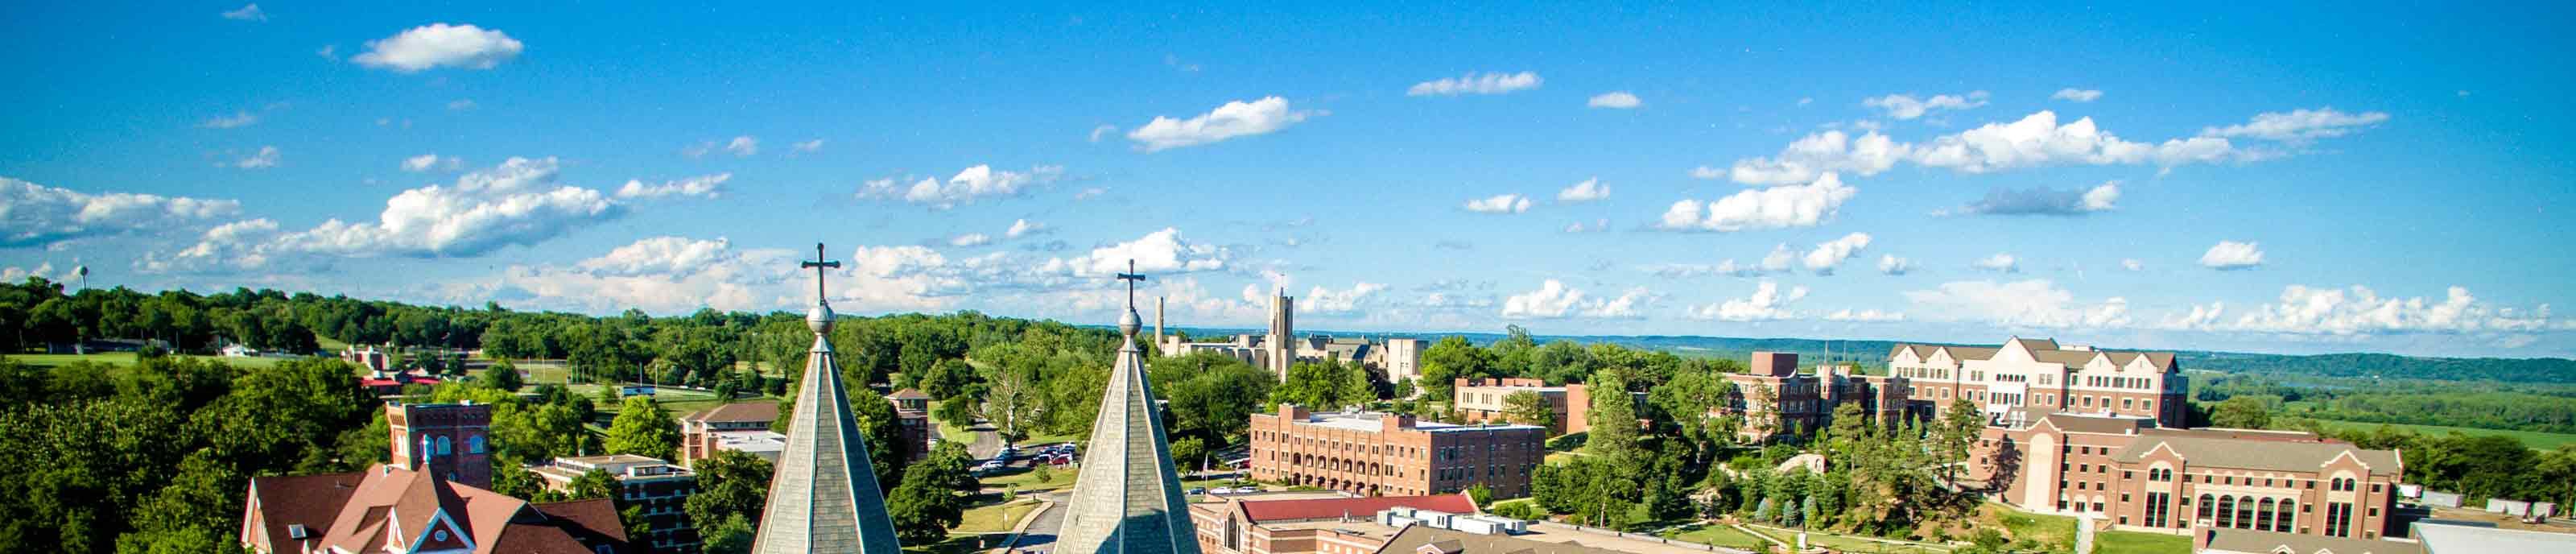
xmin=2198 ymin=494 xmax=2215 ymax=523
xmin=2277 ymin=500 xmax=2297 ymax=532
xmin=2216 ymin=496 xmax=2236 ymax=528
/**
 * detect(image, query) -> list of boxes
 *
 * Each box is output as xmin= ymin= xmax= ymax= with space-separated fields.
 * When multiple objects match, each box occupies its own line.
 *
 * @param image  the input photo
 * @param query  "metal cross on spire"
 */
xmin=1114 ymin=258 xmax=1146 ymax=309
xmin=800 ymin=242 xmax=840 ymax=305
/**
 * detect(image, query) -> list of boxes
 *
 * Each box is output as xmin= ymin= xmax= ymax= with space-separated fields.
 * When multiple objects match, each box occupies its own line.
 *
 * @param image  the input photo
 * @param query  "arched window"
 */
xmin=2235 ymin=496 xmax=2256 ymax=529
xmin=2276 ymin=500 xmax=2297 ymax=531
xmin=2257 ymin=498 xmax=2277 ymax=531
xmin=469 ymin=435 xmax=485 ymax=454
xmin=436 ymin=436 xmax=452 ymax=455
xmin=2217 ymin=496 xmax=2237 ymax=528
xmin=2198 ymin=494 xmax=2215 ymax=523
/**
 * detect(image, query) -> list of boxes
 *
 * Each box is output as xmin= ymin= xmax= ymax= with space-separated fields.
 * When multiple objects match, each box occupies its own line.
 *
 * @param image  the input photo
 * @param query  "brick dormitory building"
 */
xmin=239 ymin=401 xmax=632 ymax=553
xmin=1248 ymin=405 xmax=1546 ymax=498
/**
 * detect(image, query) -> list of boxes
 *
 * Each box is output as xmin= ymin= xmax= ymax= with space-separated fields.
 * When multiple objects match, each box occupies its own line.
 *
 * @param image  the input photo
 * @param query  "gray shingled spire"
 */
xmin=752 ymin=243 xmax=903 ymax=554
xmin=1055 ymin=261 xmax=1202 ymax=554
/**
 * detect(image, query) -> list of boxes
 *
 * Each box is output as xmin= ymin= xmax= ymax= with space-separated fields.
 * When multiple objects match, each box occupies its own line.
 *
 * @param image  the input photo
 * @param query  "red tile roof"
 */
xmin=1240 ymin=494 xmax=1477 ymax=523
xmin=242 ymin=464 xmax=630 ymax=554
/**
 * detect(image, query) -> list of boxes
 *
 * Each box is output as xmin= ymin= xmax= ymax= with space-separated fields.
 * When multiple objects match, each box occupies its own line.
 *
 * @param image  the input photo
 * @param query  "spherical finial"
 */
xmin=807 ymin=303 xmax=835 ymax=334
xmin=1118 ymin=306 xmax=1141 ymax=337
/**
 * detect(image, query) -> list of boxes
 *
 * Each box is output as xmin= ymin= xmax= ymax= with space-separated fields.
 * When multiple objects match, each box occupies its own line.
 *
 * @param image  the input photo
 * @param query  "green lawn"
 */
xmin=1743 ymin=524 xmax=1949 ymax=554
xmin=11 ymin=352 xmax=289 ymax=370
xmin=979 ymin=466 xmax=1080 ymax=492
xmin=1661 ymin=523 xmax=1775 ymax=552
xmin=953 ymin=500 xmax=1040 ymax=533
xmin=2094 ymin=530 xmax=2190 ymax=554
xmin=2299 ymin=418 xmax=2576 ymax=449
xmin=931 ymin=403 xmax=978 ymax=444
xmin=1985 ymin=503 xmax=2078 ymax=548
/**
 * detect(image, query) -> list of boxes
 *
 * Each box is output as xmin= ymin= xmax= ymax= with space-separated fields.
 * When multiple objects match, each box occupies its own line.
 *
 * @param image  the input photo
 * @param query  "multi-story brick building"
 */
xmin=1449 ymin=378 xmax=1596 ymax=436
xmin=1707 ymin=352 xmax=1919 ymax=442
xmin=889 ymin=387 xmax=933 ymax=461
xmin=1190 ymin=493 xmax=1477 ymax=554
xmin=1888 ymin=337 xmax=2188 ymax=428
xmin=679 ymin=401 xmax=779 ymax=466
xmin=1249 ymin=405 xmax=1546 ymax=498
xmin=531 ymin=454 xmax=699 ymax=552
xmin=1970 ymin=412 xmax=2405 ymax=540
xmin=387 ymin=401 xmax=493 ymax=488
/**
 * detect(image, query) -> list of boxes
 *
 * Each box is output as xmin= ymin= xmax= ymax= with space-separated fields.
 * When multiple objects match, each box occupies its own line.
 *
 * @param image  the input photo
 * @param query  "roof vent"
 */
xmin=287 ymin=523 xmax=309 ymax=539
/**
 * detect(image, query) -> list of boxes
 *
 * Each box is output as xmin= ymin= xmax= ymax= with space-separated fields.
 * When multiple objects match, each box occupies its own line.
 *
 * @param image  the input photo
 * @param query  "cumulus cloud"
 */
xmin=446 ymin=98 xmax=477 ymax=111
xmin=791 ymin=138 xmax=824 ymax=153
xmin=232 ymin=146 xmax=281 ymax=169
xmin=1464 ymin=193 xmax=1533 ymax=213
xmin=350 ymin=23 xmax=524 ymax=72
xmin=1654 ymin=173 xmax=1857 ymax=232
xmin=724 ymin=135 xmax=758 ymax=156
xmin=1687 ymin=281 xmax=1808 ymax=321
xmin=1720 ymin=110 xmax=2342 ymax=185
xmin=575 ymin=236 xmax=743 ymax=276
xmin=1126 ymin=97 xmax=1317 ymax=151
xmin=1587 ymin=92 xmax=1642 ymax=109
xmin=615 ymin=173 xmax=731 ymax=199
xmin=1878 ymin=254 xmax=1912 ymax=275
xmin=2122 ymin=258 xmax=2145 ymax=271
xmin=1563 ymin=218 xmax=1610 ymax=234
xmin=1044 ymin=227 xmax=1232 ymax=277
xmin=1825 ymin=308 xmax=1905 ymax=322
xmin=1499 ymin=279 xmax=1649 ymax=319
xmin=452 ymin=237 xmax=805 ymax=314
xmin=1802 ymin=233 xmax=1872 ymax=274
xmin=1408 ymin=72 xmax=1542 ymax=97
xmin=1903 ymin=279 xmax=2132 ymax=329
xmin=221 ymin=4 xmax=266 ymax=22
xmin=200 ymin=110 xmax=259 ymax=129
xmin=147 ymin=157 xmax=622 ymax=271
xmin=1971 ymin=253 xmax=2019 ymax=273
xmin=1863 ymin=90 xmax=1989 ymax=120
xmin=948 ymin=233 xmax=991 ymax=247
xmin=1301 ymin=282 xmax=1389 ymax=314
xmin=2201 ymin=108 xmax=2389 ymax=143
xmin=1944 ymin=181 xmax=2120 ymax=217
xmin=857 ymin=164 xmax=1065 ymax=209
xmin=2199 ymin=240 xmax=2264 ymax=270
xmin=0 ymin=178 xmax=242 ymax=247
xmin=2212 ymin=285 xmax=2556 ymax=336
xmin=2052 ymin=89 xmax=2103 ymax=102
xmin=1556 ymin=178 xmax=1610 ymax=202
xmin=1005 ymin=219 xmax=1046 ymax=239
xmin=402 ymin=153 xmax=460 ymax=172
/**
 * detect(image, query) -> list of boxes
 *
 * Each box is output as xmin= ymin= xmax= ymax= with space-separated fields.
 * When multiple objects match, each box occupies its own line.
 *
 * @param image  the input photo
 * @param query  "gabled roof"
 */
xmin=683 ymin=401 xmax=781 ymax=424
xmin=2201 ymin=528 xmax=2421 ymax=554
xmin=1374 ymin=525 xmax=1624 ymax=554
xmin=887 ymin=388 xmax=931 ymax=400
xmin=2033 ymin=412 xmax=2155 ymax=435
xmin=1239 ymin=494 xmax=1477 ymax=523
xmin=246 ymin=464 xmax=628 ymax=554
xmin=2113 ymin=431 xmax=2402 ymax=476
xmin=244 ymin=472 xmax=365 ymax=552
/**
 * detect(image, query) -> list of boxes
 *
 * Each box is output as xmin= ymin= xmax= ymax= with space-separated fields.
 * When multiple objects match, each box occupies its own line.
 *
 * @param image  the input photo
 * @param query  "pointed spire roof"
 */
xmin=1056 ymin=261 xmax=1202 ymax=554
xmin=752 ymin=242 xmax=903 ymax=554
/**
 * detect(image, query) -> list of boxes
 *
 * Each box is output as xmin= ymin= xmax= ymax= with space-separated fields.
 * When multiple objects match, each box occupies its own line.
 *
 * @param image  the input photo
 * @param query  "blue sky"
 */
xmin=4 ymin=2 xmax=2573 ymax=358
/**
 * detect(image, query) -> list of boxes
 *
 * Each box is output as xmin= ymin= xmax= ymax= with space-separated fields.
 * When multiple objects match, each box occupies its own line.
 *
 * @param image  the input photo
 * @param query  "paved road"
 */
xmin=968 ymin=420 xmax=1006 ymax=460
xmin=1005 ymin=491 xmax=1069 ymax=554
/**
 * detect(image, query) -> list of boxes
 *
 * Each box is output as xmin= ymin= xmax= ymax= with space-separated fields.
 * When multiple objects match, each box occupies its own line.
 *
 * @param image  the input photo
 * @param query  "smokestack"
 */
xmin=1154 ymin=296 xmax=1165 ymax=351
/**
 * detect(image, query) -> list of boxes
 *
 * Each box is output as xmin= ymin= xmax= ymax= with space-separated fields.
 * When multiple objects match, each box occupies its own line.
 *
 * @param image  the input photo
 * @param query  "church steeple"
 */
xmin=1055 ymin=260 xmax=1202 ymax=554
xmin=752 ymin=242 xmax=904 ymax=554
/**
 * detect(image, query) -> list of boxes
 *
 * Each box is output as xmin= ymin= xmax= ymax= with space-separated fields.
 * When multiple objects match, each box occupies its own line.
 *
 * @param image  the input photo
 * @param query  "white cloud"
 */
xmin=2121 ymin=258 xmax=2145 ymax=271
xmin=446 ymin=98 xmax=477 ymax=111
xmin=1408 ymin=72 xmax=1542 ymax=97
xmin=1863 ymin=90 xmax=1989 ymax=120
xmin=0 ymin=263 xmax=58 ymax=282
xmin=350 ymin=23 xmax=524 ymax=72
xmin=724 ymin=135 xmax=758 ymax=156
xmin=1499 ymin=279 xmax=1649 ymax=320
xmin=1798 ymin=97 xmax=1814 ymax=106
xmin=0 ymin=177 xmax=242 ymax=247
xmin=1721 ymin=130 xmax=1907 ymax=185
xmin=2219 ymin=285 xmax=2556 ymax=336
xmin=2199 ymin=240 xmax=2264 ymax=270
xmin=1464 ymin=193 xmax=1533 ymax=214
xmin=1643 ymin=259 xmax=1768 ymax=279
xmin=1302 ymin=282 xmax=1389 ymax=314
xmin=575 ymin=236 xmax=742 ymax=276
xmin=1556 ymin=178 xmax=1610 ymax=202
xmin=1088 ymin=125 xmax=1118 ymax=143
xmin=1972 ymin=253 xmax=2019 ymax=273
xmin=316 ymin=44 xmax=337 ymax=60
xmin=1073 ymin=188 xmax=1106 ymax=201
xmin=1563 ymin=218 xmax=1609 ymax=234
xmin=461 ymin=237 xmax=803 ymax=314
xmin=221 ymin=4 xmax=266 ymax=22
xmin=1688 ymin=166 xmax=1726 ymax=180
xmin=1878 ymin=254 xmax=1912 ymax=275
xmin=1825 ymin=308 xmax=1905 ymax=322
xmin=1945 ymin=181 xmax=2120 ymax=217
xmin=2201 ymin=108 xmax=2389 ymax=143
xmin=857 ymin=164 xmax=1066 ymax=209
xmin=232 ymin=146 xmax=280 ymax=169
xmin=615 ymin=173 xmax=731 ymax=199
xmin=1802 ymin=232 xmax=1872 ymax=274
xmin=1044 ymin=227 xmax=1231 ymax=277
xmin=401 ymin=153 xmax=460 ymax=172
xmin=148 ymin=157 xmax=622 ymax=271
xmin=2051 ymin=89 xmax=2103 ymax=102
xmin=949 ymin=233 xmax=991 ymax=247
xmin=1587 ymin=92 xmax=1642 ymax=109
xmin=1126 ymin=97 xmax=1317 ymax=151
xmin=1687 ymin=280 xmax=1808 ymax=321
xmin=1653 ymin=172 xmax=1857 ymax=232
xmin=791 ymin=138 xmax=824 ymax=153
xmin=1005 ymin=219 xmax=1046 ymax=238
xmin=1903 ymin=279 xmax=2132 ymax=329
xmin=200 ymin=110 xmax=259 ymax=129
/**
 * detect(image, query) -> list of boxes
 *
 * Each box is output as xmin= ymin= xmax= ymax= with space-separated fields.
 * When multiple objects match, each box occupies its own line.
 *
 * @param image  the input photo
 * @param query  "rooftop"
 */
xmin=2202 ymin=527 xmax=2421 ymax=554
xmin=2114 ymin=428 xmax=2402 ymax=477
xmin=2413 ymin=522 xmax=2576 ymax=554
xmin=680 ymin=401 xmax=780 ymax=424
xmin=1291 ymin=410 xmax=1544 ymax=433
xmin=1241 ymin=494 xmax=1477 ymax=523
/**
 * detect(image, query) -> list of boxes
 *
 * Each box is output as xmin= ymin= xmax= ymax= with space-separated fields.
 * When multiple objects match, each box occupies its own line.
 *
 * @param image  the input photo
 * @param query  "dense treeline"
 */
xmin=2195 ymin=374 xmax=2576 ymax=433
xmin=2306 ymin=422 xmax=2576 ymax=506
xmin=2184 ymin=351 xmax=2576 ymax=383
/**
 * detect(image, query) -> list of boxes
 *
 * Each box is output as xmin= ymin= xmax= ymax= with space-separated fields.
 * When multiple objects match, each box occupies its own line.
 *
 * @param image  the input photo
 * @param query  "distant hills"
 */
xmin=1162 ymin=326 xmax=2576 ymax=384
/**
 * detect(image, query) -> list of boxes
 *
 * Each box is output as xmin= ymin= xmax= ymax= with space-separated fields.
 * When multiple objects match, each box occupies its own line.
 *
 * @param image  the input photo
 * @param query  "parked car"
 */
xmin=1187 ymin=487 xmax=1207 ymax=495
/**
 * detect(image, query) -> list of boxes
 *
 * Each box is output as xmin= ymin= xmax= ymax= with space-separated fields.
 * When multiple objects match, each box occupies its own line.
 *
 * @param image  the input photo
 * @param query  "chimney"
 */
xmin=1383 ymin=413 xmax=1417 ymax=433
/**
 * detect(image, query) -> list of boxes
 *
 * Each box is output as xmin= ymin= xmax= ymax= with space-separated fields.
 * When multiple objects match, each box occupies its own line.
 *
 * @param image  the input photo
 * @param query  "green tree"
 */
xmin=1465 ymin=482 xmax=1493 ymax=508
xmin=1501 ymin=390 xmax=1555 ymax=428
xmin=1152 ymin=352 xmax=1276 ymax=444
xmin=1416 ymin=336 xmax=1491 ymax=402
xmin=566 ymin=468 xmax=621 ymax=501
xmin=685 ymin=450 xmax=775 ymax=532
xmin=605 ymin=396 xmax=679 ymax=460
xmin=481 ymin=359 xmax=524 ymax=392
xmin=933 ymin=398 xmax=977 ymax=430
xmin=1171 ymin=436 xmax=1209 ymax=473
xmin=1934 ymin=399 xmax=1984 ymax=486
xmin=700 ymin=513 xmax=755 ymax=554
xmin=2212 ymin=396 xmax=2273 ymax=429
xmin=1584 ymin=370 xmax=1641 ymax=459
xmin=885 ymin=452 xmax=965 ymax=544
xmin=919 ymin=358 xmax=978 ymax=401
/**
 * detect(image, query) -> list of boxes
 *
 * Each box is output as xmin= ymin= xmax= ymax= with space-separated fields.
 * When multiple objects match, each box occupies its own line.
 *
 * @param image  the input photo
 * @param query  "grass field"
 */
xmin=952 ymin=500 xmax=1040 ymax=533
xmin=1742 ymin=523 xmax=1950 ymax=554
xmin=1661 ymin=523 xmax=1776 ymax=552
xmin=1984 ymin=503 xmax=2077 ymax=548
xmin=2094 ymin=530 xmax=2190 ymax=554
xmin=2300 ymin=418 xmax=2576 ymax=449
xmin=11 ymin=352 xmax=289 ymax=369
xmin=979 ymin=466 xmax=1080 ymax=493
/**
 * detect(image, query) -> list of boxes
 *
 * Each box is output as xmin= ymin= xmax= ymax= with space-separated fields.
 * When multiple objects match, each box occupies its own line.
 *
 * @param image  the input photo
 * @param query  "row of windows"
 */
xmin=2086 ymin=375 xmax=2157 ymax=390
